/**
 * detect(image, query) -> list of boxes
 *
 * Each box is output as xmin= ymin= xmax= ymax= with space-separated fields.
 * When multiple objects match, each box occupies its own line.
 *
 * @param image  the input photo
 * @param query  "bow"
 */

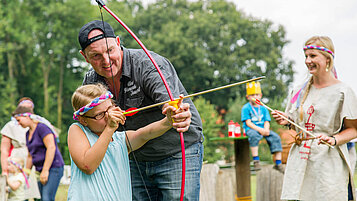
xmin=95 ymin=1 xmax=186 ymax=200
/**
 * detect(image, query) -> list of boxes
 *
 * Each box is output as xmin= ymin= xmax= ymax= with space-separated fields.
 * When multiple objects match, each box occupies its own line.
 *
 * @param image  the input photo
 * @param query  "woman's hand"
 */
xmin=40 ymin=169 xmax=49 ymax=185
xmin=272 ymin=110 xmax=289 ymax=125
xmin=316 ymin=133 xmax=336 ymax=146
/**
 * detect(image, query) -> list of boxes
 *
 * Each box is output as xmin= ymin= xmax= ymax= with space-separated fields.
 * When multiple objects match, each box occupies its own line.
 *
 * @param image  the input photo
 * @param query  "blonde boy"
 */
xmin=241 ymin=81 xmax=283 ymax=172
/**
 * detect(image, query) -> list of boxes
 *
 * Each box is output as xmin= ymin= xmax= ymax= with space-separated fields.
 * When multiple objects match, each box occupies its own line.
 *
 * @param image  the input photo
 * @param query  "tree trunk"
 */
xmin=6 ymin=49 xmax=16 ymax=104
xmin=57 ymin=60 xmax=64 ymax=131
xmin=41 ymin=54 xmax=50 ymax=116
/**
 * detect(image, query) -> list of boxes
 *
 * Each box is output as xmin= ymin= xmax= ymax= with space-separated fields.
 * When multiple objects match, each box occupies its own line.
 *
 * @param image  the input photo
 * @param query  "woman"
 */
xmin=1 ymin=98 xmax=41 ymax=199
xmin=272 ymin=36 xmax=357 ymax=201
xmin=13 ymin=106 xmax=64 ymax=201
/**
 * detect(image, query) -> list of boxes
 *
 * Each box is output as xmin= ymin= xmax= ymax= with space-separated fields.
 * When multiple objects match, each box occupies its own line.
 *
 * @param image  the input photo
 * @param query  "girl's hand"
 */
xmin=40 ymin=169 xmax=49 ymax=185
xmin=106 ymin=106 xmax=126 ymax=129
xmin=272 ymin=110 xmax=289 ymax=125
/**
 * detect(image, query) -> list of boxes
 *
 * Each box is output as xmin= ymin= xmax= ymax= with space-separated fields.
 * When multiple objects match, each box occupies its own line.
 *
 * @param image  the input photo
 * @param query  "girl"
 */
xmin=67 ymin=83 xmax=189 ymax=200
xmin=13 ymin=106 xmax=64 ymax=201
xmin=6 ymin=157 xmax=26 ymax=201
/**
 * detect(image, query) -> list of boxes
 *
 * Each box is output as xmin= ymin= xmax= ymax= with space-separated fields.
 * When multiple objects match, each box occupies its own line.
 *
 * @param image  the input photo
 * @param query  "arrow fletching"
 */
xmin=123 ymin=108 xmax=139 ymax=116
xmin=251 ymin=98 xmax=261 ymax=105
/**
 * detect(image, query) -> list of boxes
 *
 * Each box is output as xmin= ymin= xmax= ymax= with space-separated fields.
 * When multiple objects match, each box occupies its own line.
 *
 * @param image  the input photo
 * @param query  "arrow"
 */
xmin=252 ymin=98 xmax=334 ymax=148
xmin=122 ymin=76 xmax=266 ymax=116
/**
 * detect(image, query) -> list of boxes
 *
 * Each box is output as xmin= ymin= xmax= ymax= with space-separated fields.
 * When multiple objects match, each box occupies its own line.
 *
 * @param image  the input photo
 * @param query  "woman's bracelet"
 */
xmin=331 ymin=136 xmax=337 ymax=146
xmin=284 ymin=117 xmax=293 ymax=130
xmin=284 ymin=123 xmax=291 ymax=129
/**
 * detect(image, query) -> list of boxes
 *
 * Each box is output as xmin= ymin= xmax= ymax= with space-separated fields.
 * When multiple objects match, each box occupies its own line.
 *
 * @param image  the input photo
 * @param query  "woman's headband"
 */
xmin=18 ymin=99 xmax=35 ymax=108
xmin=14 ymin=112 xmax=32 ymax=118
xmin=73 ymin=91 xmax=113 ymax=120
xmin=304 ymin=45 xmax=335 ymax=58
xmin=13 ymin=112 xmax=59 ymax=138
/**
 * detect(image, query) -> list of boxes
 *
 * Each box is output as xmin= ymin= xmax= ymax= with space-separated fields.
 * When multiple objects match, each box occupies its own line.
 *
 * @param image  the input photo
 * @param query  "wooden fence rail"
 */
xmin=0 ymin=175 xmax=7 ymax=201
xmin=200 ymin=164 xmax=284 ymax=201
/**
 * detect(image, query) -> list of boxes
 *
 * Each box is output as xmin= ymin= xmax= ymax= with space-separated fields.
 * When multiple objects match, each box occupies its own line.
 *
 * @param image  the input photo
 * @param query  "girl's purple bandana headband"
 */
xmin=8 ymin=159 xmax=30 ymax=188
xmin=304 ymin=45 xmax=335 ymax=58
xmin=73 ymin=91 xmax=113 ymax=120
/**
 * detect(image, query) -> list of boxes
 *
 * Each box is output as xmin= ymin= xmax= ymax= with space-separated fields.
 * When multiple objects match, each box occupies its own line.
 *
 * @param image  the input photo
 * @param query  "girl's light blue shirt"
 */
xmin=67 ymin=123 xmax=131 ymax=201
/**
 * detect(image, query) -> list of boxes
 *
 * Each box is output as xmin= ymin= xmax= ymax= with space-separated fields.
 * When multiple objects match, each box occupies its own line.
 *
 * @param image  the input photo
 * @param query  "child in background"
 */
xmin=6 ymin=157 xmax=26 ymax=201
xmin=241 ymin=81 xmax=284 ymax=172
xmin=67 ymin=84 xmax=191 ymax=200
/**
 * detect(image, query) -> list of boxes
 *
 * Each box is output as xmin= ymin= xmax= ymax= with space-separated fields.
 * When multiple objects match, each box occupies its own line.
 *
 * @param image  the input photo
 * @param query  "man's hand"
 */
xmin=163 ymin=96 xmax=192 ymax=133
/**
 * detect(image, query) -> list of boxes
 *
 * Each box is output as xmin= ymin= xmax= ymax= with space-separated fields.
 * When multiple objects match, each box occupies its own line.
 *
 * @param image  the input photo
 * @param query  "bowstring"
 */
xmin=98 ymin=6 xmax=152 ymax=201
xmin=99 ymin=8 xmax=117 ymax=99
xmin=123 ymin=126 xmax=152 ymax=201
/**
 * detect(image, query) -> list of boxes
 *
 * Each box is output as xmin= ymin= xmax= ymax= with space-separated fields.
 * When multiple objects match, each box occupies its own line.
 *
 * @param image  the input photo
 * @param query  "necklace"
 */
xmin=250 ymin=103 xmax=262 ymax=122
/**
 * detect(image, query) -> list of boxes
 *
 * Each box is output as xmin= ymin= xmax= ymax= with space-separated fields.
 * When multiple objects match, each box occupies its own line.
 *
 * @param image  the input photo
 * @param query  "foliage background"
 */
xmin=0 ymin=0 xmax=294 ymax=167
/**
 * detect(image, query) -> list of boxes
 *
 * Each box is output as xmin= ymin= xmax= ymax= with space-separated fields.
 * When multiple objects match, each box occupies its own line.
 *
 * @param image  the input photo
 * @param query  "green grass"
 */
xmin=251 ymin=174 xmax=257 ymax=201
xmin=55 ymin=185 xmax=69 ymax=201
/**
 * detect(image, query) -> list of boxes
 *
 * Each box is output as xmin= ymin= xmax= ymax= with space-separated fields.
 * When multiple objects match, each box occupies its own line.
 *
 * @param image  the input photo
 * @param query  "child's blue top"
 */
xmin=67 ymin=123 xmax=131 ymax=201
xmin=241 ymin=102 xmax=271 ymax=132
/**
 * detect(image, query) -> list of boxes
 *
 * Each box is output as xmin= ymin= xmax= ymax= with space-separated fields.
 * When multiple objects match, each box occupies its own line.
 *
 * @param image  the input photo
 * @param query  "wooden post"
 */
xmin=200 ymin=164 xmax=220 ymax=201
xmin=215 ymin=168 xmax=236 ymax=201
xmin=234 ymin=138 xmax=251 ymax=200
xmin=256 ymin=165 xmax=284 ymax=201
xmin=0 ymin=175 xmax=7 ymax=201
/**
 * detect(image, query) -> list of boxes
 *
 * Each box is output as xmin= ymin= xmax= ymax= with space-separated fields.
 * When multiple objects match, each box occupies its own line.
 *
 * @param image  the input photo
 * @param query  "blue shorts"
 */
xmin=246 ymin=129 xmax=282 ymax=153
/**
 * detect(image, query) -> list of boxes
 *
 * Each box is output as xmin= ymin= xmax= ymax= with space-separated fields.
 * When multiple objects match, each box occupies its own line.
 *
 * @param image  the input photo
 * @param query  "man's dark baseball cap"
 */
xmin=78 ymin=20 xmax=116 ymax=50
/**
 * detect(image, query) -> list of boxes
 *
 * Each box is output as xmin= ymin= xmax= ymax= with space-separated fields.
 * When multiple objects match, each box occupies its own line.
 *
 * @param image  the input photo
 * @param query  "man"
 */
xmin=78 ymin=20 xmax=203 ymax=201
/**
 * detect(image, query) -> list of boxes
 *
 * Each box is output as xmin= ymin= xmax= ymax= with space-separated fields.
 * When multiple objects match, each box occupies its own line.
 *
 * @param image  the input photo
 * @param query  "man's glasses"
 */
xmin=83 ymin=106 xmax=114 ymax=120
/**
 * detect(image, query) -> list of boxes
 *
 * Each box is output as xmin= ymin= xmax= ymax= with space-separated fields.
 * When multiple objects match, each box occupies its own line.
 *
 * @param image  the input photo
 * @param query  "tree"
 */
xmin=0 ymin=75 xmax=17 ymax=127
xmin=193 ymin=97 xmax=224 ymax=163
xmin=128 ymin=0 xmax=294 ymax=109
xmin=0 ymin=0 xmax=98 ymax=164
xmin=0 ymin=0 xmax=296 ymax=165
